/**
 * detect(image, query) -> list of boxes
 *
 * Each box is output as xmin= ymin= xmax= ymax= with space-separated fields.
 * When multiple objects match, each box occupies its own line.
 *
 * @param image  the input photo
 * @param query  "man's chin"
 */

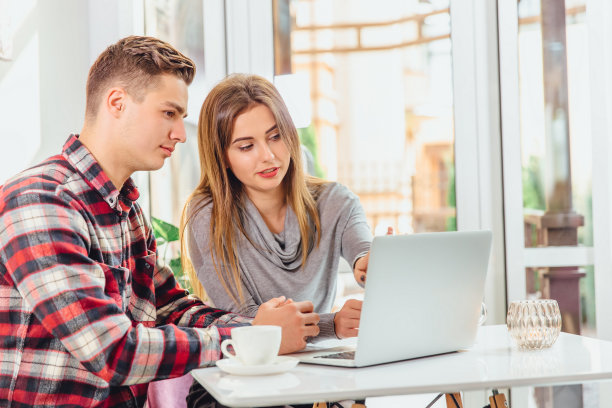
xmin=142 ymin=160 xmax=166 ymax=172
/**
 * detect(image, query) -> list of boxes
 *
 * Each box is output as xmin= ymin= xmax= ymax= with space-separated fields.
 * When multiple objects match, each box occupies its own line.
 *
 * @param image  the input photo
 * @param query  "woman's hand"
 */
xmin=334 ymin=299 xmax=362 ymax=338
xmin=353 ymin=255 xmax=369 ymax=287
xmin=353 ymin=226 xmax=394 ymax=286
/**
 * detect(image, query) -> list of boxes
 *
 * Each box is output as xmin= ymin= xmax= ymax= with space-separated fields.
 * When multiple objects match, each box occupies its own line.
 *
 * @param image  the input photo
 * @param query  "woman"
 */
xmin=181 ymin=73 xmax=372 ymax=340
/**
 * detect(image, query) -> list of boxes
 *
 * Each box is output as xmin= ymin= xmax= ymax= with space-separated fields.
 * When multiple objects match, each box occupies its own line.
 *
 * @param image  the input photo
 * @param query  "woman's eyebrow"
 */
xmin=265 ymin=124 xmax=278 ymax=134
xmin=231 ymin=124 xmax=279 ymax=144
xmin=231 ymin=136 xmax=254 ymax=145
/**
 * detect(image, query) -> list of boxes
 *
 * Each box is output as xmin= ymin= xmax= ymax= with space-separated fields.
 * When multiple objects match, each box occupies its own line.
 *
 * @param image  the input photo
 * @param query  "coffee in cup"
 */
xmin=221 ymin=325 xmax=281 ymax=365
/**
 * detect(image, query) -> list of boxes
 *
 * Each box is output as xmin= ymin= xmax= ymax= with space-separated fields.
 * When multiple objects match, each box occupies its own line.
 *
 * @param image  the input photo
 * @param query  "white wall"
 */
xmin=0 ymin=0 xmax=140 ymax=185
xmin=1 ymin=0 xmax=84 ymax=183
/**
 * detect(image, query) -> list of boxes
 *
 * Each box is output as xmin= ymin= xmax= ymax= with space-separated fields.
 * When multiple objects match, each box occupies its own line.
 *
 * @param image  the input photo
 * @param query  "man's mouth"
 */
xmin=161 ymin=146 xmax=174 ymax=156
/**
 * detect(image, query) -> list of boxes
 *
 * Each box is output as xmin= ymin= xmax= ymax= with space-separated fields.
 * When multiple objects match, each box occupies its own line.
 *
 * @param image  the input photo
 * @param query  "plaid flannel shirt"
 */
xmin=0 ymin=135 xmax=250 ymax=407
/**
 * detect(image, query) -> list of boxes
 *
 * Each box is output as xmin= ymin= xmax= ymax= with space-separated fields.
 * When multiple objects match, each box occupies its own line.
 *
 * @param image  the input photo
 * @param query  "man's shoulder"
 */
xmin=1 ymin=154 xmax=79 ymax=203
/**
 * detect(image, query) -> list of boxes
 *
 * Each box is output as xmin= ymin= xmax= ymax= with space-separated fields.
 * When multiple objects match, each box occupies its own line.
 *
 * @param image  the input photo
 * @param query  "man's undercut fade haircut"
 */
xmin=85 ymin=35 xmax=195 ymax=119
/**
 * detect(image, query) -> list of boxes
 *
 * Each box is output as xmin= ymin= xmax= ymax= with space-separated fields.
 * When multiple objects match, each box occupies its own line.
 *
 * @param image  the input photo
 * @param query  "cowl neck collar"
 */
xmin=241 ymin=196 xmax=313 ymax=271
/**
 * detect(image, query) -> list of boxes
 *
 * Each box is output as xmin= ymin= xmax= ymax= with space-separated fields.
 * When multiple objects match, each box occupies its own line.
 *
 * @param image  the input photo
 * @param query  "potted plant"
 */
xmin=151 ymin=217 xmax=192 ymax=293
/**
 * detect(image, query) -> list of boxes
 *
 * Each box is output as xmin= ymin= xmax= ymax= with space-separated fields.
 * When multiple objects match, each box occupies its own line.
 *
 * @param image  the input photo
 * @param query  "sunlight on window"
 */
xmin=274 ymin=0 xmax=455 ymax=235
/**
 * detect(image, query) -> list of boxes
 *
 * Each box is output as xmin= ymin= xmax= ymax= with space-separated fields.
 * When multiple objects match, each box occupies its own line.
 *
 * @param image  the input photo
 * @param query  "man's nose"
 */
xmin=172 ymin=119 xmax=187 ymax=143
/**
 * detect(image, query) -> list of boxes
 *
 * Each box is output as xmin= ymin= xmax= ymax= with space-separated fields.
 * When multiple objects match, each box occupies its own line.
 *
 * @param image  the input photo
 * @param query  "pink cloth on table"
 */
xmin=147 ymin=373 xmax=193 ymax=408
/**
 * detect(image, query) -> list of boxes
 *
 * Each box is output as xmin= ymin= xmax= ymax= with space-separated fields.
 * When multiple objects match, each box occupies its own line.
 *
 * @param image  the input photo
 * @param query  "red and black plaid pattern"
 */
xmin=0 ymin=135 xmax=249 ymax=407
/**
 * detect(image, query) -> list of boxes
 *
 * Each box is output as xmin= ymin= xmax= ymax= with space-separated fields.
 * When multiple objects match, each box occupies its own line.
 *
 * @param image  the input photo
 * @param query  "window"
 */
xmin=273 ymin=0 xmax=456 ymax=235
xmin=516 ymin=0 xmax=594 ymax=335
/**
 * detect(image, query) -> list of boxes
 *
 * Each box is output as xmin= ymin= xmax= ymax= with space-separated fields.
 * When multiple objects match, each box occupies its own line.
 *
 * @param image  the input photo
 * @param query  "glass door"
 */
xmin=499 ymin=0 xmax=612 ymax=406
xmin=501 ymin=0 xmax=595 ymax=337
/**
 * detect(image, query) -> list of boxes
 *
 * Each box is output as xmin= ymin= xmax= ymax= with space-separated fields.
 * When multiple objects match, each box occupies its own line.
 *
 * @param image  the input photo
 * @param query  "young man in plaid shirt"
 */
xmin=0 ymin=36 xmax=320 ymax=407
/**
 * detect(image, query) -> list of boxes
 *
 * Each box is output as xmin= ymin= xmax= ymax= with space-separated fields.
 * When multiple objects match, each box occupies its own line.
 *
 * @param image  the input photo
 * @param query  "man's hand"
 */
xmin=353 ymin=226 xmax=394 ymax=286
xmin=253 ymin=297 xmax=320 ymax=354
xmin=334 ymin=299 xmax=362 ymax=338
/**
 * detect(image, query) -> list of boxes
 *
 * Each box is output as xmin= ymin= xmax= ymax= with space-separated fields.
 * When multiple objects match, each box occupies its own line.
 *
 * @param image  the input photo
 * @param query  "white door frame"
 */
xmin=451 ymin=0 xmax=507 ymax=328
xmin=225 ymin=0 xmax=274 ymax=78
xmin=587 ymin=0 xmax=612 ymax=343
xmin=497 ymin=0 xmax=527 ymax=307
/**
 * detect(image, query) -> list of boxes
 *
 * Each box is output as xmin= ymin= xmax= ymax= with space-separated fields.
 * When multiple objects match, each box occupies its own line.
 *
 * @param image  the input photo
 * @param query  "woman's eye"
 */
xmin=239 ymin=144 xmax=253 ymax=152
xmin=270 ymin=134 xmax=281 ymax=141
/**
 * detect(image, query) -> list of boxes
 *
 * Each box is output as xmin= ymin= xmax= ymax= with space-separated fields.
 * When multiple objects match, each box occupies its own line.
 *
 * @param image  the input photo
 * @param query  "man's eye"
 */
xmin=165 ymin=111 xmax=175 ymax=118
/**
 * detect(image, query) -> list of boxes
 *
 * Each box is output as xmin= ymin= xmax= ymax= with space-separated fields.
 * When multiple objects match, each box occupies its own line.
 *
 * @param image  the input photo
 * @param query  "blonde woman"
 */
xmin=181 ymin=74 xmax=372 ymax=341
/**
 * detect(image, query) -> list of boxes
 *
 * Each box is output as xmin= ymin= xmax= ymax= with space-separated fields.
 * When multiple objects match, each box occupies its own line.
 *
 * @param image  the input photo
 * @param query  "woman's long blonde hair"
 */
xmin=180 ymin=73 xmax=322 ymax=304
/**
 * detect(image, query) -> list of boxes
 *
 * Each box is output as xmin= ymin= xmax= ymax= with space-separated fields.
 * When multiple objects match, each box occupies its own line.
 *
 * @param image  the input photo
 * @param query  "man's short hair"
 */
xmin=85 ymin=35 xmax=195 ymax=119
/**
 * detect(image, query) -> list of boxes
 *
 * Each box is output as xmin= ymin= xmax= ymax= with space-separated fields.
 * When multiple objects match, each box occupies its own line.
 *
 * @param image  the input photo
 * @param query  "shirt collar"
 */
xmin=62 ymin=134 xmax=140 ymax=210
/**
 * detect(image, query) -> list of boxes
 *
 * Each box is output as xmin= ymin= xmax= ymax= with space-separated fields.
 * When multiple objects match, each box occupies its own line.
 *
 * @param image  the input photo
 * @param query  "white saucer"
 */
xmin=216 ymin=356 xmax=299 ymax=376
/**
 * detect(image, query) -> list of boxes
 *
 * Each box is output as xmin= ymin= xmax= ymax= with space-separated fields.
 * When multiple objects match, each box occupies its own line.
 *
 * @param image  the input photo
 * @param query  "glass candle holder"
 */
xmin=506 ymin=299 xmax=562 ymax=350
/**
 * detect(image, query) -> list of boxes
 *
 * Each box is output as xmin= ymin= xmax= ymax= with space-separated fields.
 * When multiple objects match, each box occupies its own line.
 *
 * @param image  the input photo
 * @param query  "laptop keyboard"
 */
xmin=315 ymin=351 xmax=355 ymax=360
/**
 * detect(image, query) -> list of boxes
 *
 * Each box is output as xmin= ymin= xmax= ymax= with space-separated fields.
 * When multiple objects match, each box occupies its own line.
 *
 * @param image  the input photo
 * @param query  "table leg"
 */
xmin=445 ymin=393 xmax=463 ymax=408
xmin=488 ymin=389 xmax=508 ymax=408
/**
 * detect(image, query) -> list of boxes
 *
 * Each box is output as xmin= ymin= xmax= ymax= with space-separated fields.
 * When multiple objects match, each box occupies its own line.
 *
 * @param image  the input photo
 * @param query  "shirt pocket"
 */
xmin=127 ymin=251 xmax=157 ymax=327
xmin=101 ymin=263 xmax=132 ymax=312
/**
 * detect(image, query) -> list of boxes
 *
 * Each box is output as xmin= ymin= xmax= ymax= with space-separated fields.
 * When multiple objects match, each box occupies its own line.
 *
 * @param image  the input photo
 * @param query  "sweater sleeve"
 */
xmin=311 ymin=183 xmax=372 ymax=341
xmin=317 ymin=313 xmax=337 ymax=339
xmin=337 ymin=186 xmax=373 ymax=268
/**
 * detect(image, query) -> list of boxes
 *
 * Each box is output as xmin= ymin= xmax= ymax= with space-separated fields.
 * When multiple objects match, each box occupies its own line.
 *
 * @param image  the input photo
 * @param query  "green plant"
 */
xmin=297 ymin=124 xmax=325 ymax=178
xmin=522 ymin=155 xmax=546 ymax=210
xmin=151 ymin=216 xmax=192 ymax=293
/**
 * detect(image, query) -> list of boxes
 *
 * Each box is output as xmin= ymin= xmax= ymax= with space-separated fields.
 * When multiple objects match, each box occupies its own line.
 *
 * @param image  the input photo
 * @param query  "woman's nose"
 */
xmin=260 ymin=144 xmax=275 ymax=161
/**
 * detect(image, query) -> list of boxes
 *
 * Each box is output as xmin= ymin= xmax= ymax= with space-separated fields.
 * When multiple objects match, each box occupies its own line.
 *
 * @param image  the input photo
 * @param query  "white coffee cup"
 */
xmin=221 ymin=325 xmax=281 ymax=366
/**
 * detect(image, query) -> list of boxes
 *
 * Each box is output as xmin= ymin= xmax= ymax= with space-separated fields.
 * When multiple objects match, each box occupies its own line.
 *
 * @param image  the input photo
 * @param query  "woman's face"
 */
xmin=225 ymin=103 xmax=291 ymax=200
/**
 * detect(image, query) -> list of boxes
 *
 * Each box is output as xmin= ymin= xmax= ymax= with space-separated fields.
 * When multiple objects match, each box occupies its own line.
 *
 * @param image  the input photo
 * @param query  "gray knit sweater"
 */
xmin=187 ymin=182 xmax=372 ymax=340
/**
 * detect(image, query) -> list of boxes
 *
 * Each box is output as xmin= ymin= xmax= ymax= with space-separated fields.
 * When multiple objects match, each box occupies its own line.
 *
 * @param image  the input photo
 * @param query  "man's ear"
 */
xmin=106 ymin=87 xmax=127 ymax=118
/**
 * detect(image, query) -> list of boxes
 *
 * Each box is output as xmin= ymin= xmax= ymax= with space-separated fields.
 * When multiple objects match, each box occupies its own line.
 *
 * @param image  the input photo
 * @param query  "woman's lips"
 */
xmin=258 ymin=167 xmax=279 ymax=178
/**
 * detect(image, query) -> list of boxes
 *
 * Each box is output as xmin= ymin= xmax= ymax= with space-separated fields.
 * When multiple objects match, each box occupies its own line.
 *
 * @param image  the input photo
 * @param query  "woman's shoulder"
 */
xmin=315 ymin=181 xmax=359 ymax=203
xmin=311 ymin=181 xmax=362 ymax=219
xmin=186 ymin=194 xmax=214 ymax=224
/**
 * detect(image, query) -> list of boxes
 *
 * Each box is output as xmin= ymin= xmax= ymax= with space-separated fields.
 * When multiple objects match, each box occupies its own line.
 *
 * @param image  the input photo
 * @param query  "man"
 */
xmin=0 ymin=36 xmax=319 ymax=407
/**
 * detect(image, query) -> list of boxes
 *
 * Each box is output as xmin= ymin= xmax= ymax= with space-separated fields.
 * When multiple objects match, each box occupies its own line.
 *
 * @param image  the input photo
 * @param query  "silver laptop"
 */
xmin=292 ymin=230 xmax=492 ymax=367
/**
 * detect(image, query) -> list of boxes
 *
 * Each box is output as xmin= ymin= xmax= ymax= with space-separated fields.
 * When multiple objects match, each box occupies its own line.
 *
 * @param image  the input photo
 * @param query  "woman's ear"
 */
xmin=224 ymin=152 xmax=230 ymax=170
